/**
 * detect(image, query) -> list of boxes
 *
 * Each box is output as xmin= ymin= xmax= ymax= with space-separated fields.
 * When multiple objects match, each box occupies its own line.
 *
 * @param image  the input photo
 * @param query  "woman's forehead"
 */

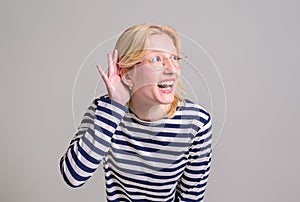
xmin=148 ymin=33 xmax=177 ymax=52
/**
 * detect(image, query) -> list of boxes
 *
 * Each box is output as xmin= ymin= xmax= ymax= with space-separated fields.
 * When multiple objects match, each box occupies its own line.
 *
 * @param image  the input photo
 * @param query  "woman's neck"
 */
xmin=129 ymin=98 xmax=170 ymax=122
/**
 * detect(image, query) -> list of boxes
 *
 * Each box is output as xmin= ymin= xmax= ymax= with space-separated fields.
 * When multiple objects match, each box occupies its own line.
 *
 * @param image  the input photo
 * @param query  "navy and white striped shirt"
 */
xmin=60 ymin=95 xmax=212 ymax=201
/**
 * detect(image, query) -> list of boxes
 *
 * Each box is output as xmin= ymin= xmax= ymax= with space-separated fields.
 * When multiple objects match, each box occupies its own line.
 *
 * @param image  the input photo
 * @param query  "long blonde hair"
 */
xmin=115 ymin=23 xmax=185 ymax=117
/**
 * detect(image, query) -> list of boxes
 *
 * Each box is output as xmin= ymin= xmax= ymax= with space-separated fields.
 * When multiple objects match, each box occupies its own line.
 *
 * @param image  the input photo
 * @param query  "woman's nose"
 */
xmin=163 ymin=61 xmax=177 ymax=74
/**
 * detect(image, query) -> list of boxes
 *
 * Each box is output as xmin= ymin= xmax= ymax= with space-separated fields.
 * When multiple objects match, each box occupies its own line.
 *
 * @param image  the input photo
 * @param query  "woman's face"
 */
xmin=129 ymin=33 xmax=180 ymax=106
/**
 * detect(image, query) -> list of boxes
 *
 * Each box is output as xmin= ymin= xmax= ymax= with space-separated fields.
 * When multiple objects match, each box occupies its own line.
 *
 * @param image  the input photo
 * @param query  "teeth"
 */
xmin=158 ymin=80 xmax=174 ymax=86
xmin=158 ymin=80 xmax=174 ymax=90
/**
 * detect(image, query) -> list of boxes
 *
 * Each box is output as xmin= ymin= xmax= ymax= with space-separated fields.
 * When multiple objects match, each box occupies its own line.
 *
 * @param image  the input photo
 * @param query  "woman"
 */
xmin=60 ymin=23 xmax=212 ymax=202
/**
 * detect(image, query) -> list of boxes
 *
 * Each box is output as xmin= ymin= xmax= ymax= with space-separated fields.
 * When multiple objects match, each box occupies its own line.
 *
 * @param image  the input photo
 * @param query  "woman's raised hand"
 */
xmin=97 ymin=49 xmax=131 ymax=105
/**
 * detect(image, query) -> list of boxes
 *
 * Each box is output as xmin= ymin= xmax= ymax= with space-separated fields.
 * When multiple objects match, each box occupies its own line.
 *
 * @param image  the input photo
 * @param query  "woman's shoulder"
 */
xmin=177 ymin=98 xmax=211 ymax=125
xmin=179 ymin=98 xmax=210 ymax=113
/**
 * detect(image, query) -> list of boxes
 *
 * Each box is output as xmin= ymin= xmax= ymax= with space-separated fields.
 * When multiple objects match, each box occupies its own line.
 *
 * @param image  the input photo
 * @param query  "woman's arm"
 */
xmin=175 ymin=113 xmax=213 ymax=201
xmin=59 ymin=95 xmax=127 ymax=188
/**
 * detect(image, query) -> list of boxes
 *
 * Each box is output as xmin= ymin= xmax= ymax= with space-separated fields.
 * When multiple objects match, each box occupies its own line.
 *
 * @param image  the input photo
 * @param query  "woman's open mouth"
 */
xmin=157 ymin=80 xmax=175 ymax=93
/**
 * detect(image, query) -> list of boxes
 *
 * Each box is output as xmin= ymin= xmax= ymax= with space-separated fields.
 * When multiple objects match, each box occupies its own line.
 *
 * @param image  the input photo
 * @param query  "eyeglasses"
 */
xmin=136 ymin=53 xmax=187 ymax=70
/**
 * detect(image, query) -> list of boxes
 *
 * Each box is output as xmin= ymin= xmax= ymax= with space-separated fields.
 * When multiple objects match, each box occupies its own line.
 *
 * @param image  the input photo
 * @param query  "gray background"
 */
xmin=1 ymin=0 xmax=299 ymax=201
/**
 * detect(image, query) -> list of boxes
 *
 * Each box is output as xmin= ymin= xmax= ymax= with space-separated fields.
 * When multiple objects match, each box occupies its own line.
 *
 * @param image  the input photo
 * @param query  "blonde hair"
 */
xmin=114 ymin=23 xmax=185 ymax=117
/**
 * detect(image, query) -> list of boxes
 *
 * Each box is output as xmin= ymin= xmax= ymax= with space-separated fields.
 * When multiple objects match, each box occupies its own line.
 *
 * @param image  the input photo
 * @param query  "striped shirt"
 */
xmin=60 ymin=95 xmax=212 ymax=202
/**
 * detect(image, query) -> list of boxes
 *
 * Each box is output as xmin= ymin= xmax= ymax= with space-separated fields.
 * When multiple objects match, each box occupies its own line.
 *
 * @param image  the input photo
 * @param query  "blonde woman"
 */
xmin=60 ymin=23 xmax=212 ymax=202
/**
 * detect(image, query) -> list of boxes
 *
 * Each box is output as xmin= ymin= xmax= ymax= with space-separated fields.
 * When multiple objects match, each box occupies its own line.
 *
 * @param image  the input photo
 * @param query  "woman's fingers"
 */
xmin=113 ymin=49 xmax=118 ymax=64
xmin=96 ymin=50 xmax=130 ymax=105
xmin=113 ymin=49 xmax=119 ymax=75
xmin=97 ymin=65 xmax=108 ymax=84
xmin=107 ymin=53 xmax=113 ymax=77
xmin=108 ymin=49 xmax=119 ymax=77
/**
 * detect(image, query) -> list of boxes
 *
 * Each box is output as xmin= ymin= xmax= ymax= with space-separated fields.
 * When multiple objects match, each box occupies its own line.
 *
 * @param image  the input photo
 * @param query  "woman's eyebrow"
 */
xmin=147 ymin=49 xmax=177 ymax=54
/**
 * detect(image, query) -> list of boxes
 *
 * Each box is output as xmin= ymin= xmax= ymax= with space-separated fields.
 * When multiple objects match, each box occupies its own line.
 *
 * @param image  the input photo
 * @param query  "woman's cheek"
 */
xmin=134 ymin=68 xmax=158 ymax=90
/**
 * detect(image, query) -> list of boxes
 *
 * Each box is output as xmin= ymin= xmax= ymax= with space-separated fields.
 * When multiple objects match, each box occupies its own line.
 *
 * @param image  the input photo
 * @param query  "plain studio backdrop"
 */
xmin=0 ymin=0 xmax=299 ymax=201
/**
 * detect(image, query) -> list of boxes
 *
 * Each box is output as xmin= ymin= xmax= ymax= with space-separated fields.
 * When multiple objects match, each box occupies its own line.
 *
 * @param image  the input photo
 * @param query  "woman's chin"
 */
xmin=156 ymin=93 xmax=175 ymax=104
xmin=156 ymin=87 xmax=175 ymax=103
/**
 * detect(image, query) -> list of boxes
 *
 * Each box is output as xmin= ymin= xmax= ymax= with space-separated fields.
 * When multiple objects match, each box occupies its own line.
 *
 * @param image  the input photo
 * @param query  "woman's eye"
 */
xmin=171 ymin=55 xmax=178 ymax=61
xmin=151 ymin=56 xmax=161 ymax=62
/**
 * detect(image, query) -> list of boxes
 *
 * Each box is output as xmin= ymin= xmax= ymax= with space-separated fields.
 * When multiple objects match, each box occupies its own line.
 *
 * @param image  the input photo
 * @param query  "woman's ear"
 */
xmin=120 ymin=68 xmax=133 ymax=87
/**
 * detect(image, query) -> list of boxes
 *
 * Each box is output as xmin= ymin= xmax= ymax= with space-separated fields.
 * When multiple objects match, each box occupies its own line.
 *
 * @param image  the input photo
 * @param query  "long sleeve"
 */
xmin=175 ymin=113 xmax=213 ymax=202
xmin=59 ymin=96 xmax=128 ymax=188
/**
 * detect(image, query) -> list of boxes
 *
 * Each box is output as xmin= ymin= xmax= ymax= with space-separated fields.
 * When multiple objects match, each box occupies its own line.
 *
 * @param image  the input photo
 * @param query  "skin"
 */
xmin=97 ymin=33 xmax=180 ymax=121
